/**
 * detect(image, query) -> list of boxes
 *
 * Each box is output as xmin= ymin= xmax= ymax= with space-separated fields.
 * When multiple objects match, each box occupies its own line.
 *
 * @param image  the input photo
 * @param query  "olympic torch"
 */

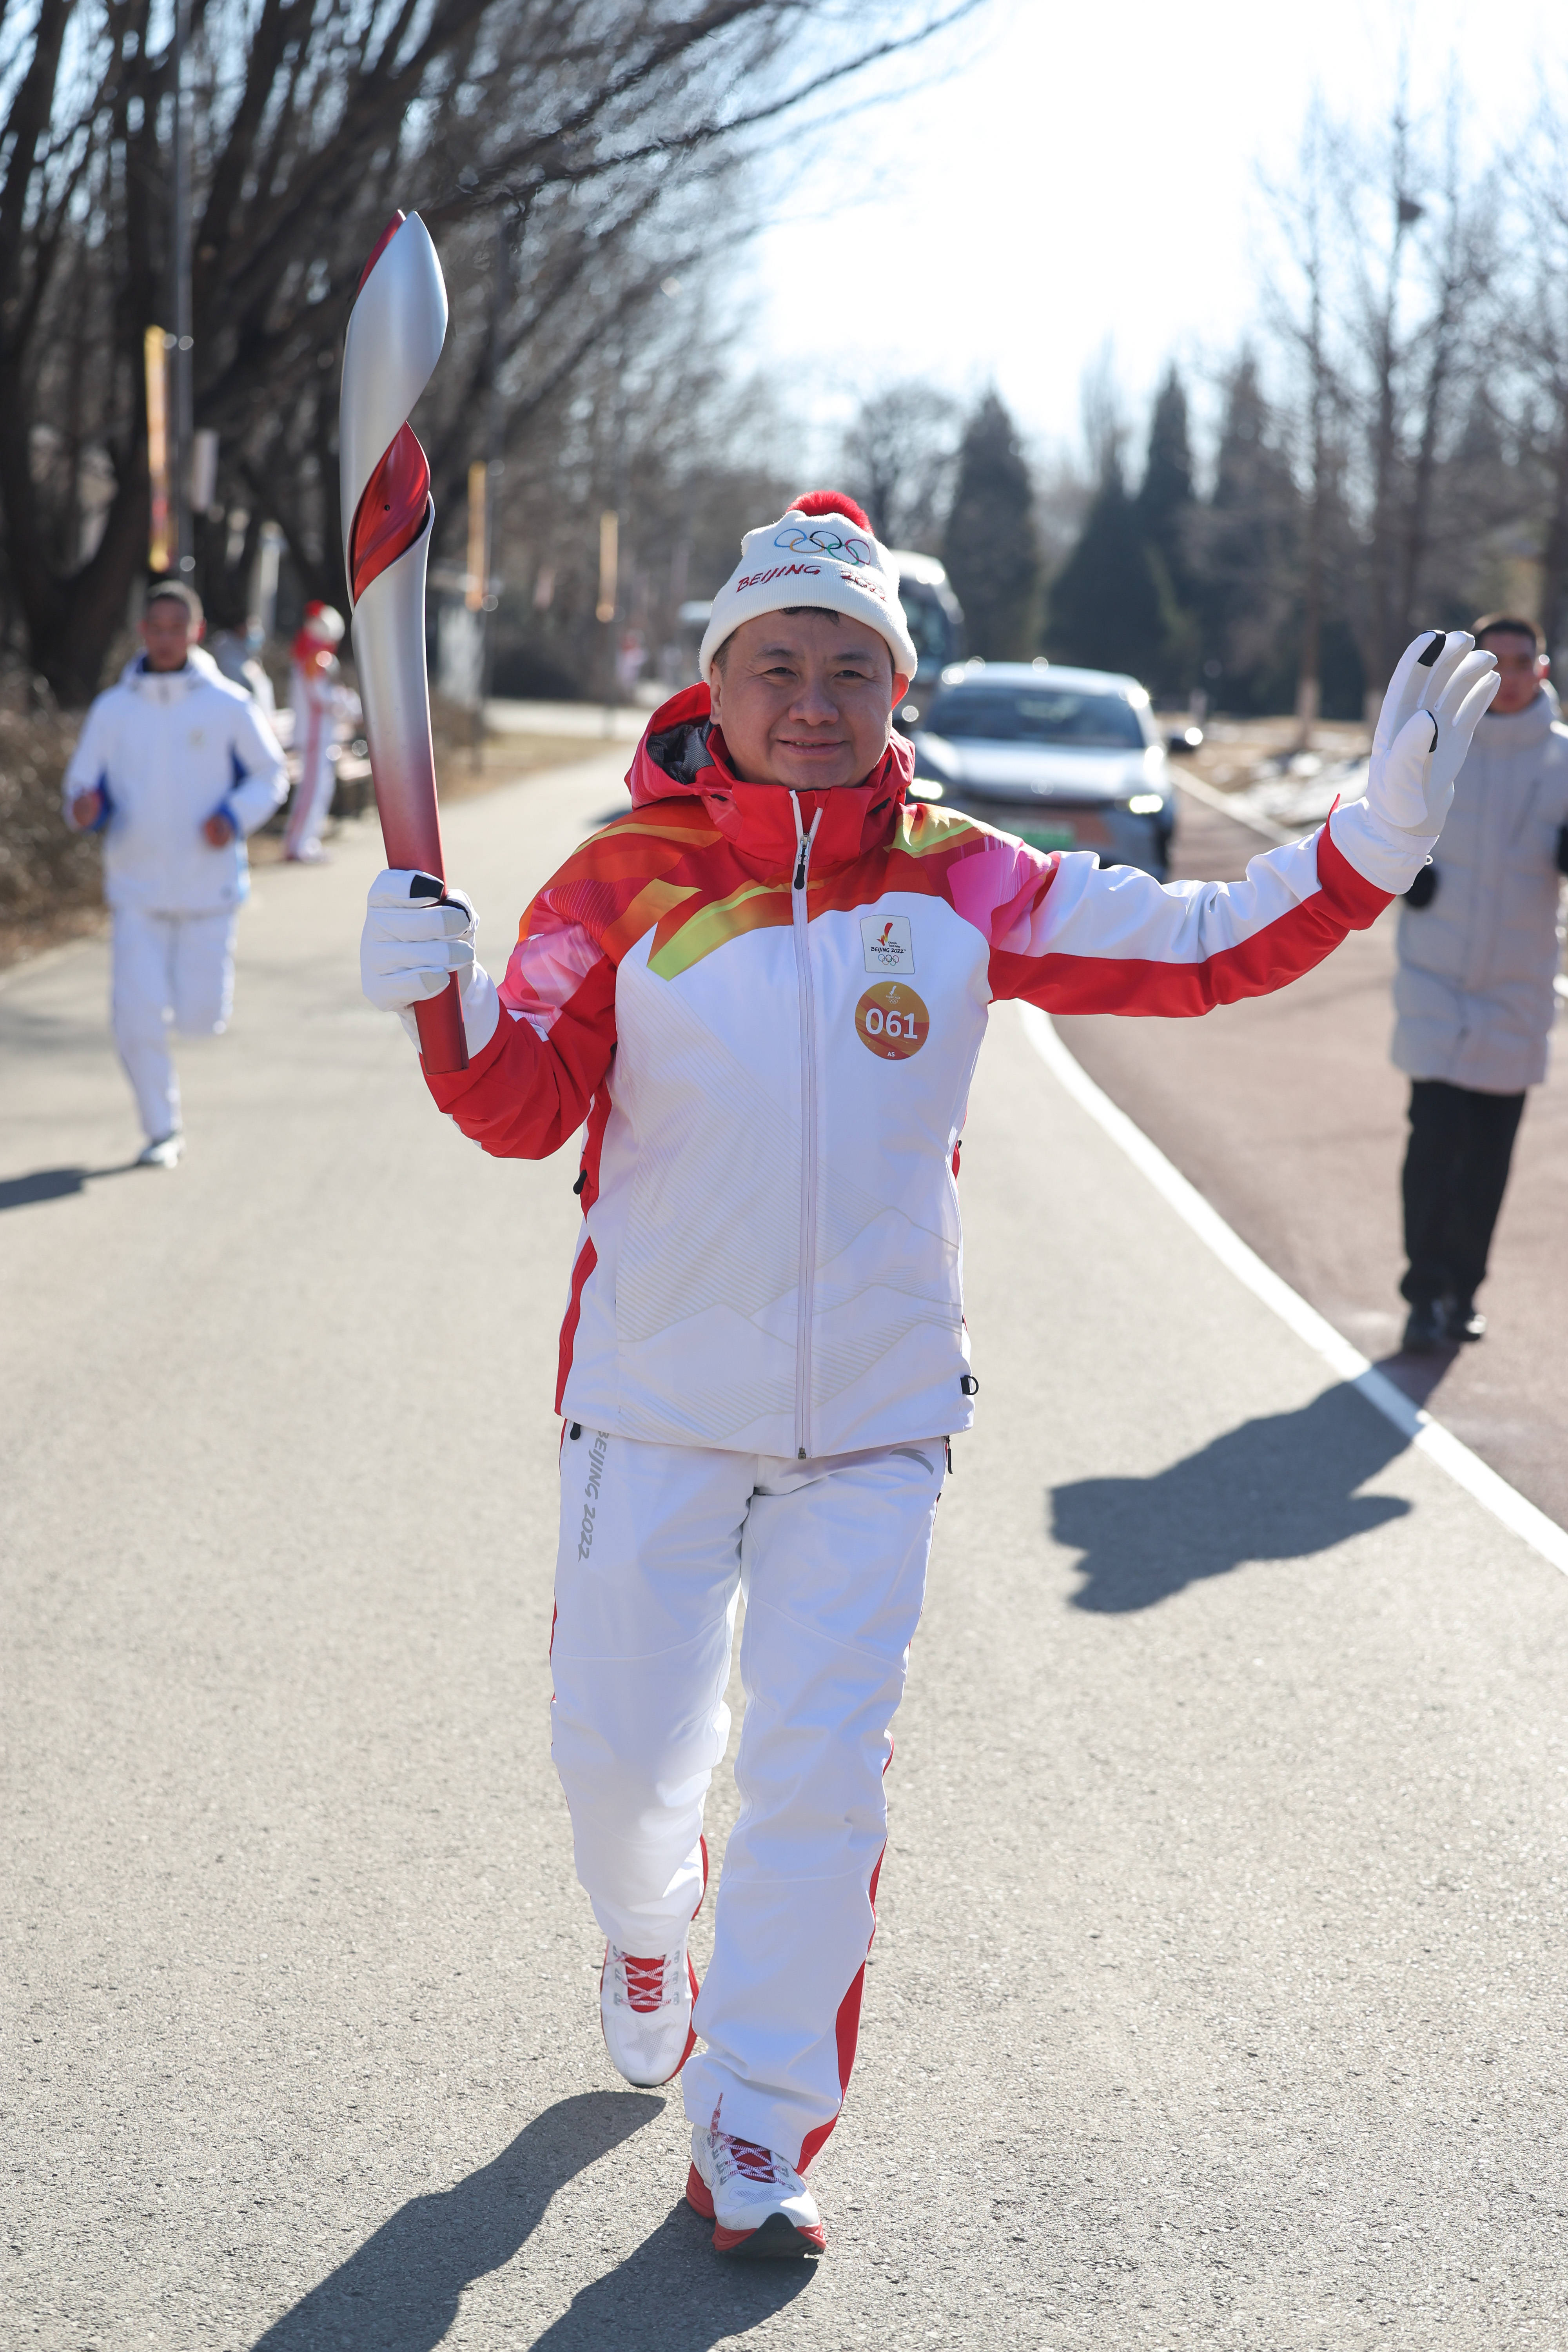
xmin=339 ymin=211 xmax=467 ymax=1072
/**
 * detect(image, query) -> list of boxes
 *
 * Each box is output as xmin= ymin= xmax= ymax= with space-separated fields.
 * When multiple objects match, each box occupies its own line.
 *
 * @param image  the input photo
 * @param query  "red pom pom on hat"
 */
xmin=791 ymin=490 xmax=873 ymax=531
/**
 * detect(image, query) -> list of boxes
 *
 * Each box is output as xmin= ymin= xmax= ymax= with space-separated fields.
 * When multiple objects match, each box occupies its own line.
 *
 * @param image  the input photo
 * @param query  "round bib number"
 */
xmin=855 ymin=981 xmax=930 ymax=1060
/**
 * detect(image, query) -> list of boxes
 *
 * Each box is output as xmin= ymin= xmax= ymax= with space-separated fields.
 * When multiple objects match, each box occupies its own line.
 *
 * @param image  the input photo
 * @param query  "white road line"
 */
xmin=1018 ymin=1000 xmax=1568 ymax=1580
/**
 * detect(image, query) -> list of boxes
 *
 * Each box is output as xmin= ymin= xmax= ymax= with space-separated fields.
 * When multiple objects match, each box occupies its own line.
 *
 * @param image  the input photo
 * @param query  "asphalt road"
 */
xmin=5 ymin=758 xmax=1568 ymax=2349
xmin=1057 ymin=787 xmax=1568 ymax=1530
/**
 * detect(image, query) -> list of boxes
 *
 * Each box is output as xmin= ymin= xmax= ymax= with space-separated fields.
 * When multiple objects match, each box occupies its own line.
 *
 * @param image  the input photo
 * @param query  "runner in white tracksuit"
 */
xmin=64 ymin=585 xmax=287 ymax=1158
xmin=359 ymin=494 xmax=1498 ymax=2258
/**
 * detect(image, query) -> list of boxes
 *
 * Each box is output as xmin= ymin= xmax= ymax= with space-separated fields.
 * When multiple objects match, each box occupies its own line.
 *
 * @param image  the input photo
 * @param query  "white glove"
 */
xmin=361 ymin=868 xmax=500 ymax=1054
xmin=362 ymin=867 xmax=476 ymax=1007
xmin=1366 ymin=630 xmax=1499 ymax=837
xmin=1330 ymin=631 xmax=1499 ymax=893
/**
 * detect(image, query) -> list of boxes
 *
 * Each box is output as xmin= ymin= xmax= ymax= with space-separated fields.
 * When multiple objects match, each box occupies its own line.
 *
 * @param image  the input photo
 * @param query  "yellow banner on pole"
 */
xmin=597 ymin=510 xmax=618 ymax=624
xmin=145 ymin=327 xmax=170 ymax=573
xmin=466 ymin=460 xmax=487 ymax=612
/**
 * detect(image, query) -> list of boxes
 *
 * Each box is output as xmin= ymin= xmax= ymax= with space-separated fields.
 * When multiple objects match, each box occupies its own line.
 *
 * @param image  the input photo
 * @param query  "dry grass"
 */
xmin=0 ymin=707 xmax=110 ymax=970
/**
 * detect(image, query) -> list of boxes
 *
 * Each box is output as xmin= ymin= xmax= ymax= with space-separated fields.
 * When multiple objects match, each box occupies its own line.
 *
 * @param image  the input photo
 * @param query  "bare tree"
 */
xmin=1259 ymin=101 xmax=1341 ymax=740
xmin=1258 ymin=80 xmax=1505 ymax=717
xmin=840 ymin=381 xmax=960 ymax=550
xmin=1501 ymin=90 xmax=1568 ymax=657
xmin=0 ymin=0 xmax=980 ymax=701
xmin=1336 ymin=91 xmax=1500 ymax=702
xmin=485 ymin=285 xmax=802 ymax=696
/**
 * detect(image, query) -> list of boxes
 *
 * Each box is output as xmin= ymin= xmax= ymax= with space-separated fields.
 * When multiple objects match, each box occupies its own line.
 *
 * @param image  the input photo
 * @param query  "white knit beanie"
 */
xmin=699 ymin=494 xmax=918 ymax=684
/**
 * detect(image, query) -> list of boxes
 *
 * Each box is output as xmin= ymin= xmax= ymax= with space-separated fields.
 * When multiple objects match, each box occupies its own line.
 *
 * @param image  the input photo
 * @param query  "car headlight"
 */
xmin=1126 ymin=793 xmax=1165 ymax=816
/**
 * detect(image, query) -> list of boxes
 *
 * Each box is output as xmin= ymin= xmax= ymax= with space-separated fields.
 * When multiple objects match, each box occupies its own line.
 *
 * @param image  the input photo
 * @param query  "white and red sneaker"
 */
xmin=686 ymin=2115 xmax=826 ymax=2257
xmin=600 ymin=1943 xmax=699 ymax=2087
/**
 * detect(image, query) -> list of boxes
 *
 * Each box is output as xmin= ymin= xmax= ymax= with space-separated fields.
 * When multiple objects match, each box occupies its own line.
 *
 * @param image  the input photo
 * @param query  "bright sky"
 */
xmin=735 ymin=0 xmax=1561 ymax=468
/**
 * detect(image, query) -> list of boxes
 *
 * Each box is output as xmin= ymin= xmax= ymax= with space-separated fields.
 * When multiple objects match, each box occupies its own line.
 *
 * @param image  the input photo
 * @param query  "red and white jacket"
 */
xmin=429 ymin=685 xmax=1395 ymax=1459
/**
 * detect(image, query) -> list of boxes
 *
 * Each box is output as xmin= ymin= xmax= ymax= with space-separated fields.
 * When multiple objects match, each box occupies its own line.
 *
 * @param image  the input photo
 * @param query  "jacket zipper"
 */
xmin=790 ymin=794 xmax=823 ymax=1459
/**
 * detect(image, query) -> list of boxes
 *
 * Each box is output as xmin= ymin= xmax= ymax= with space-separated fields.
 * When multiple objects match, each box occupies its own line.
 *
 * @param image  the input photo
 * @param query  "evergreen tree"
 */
xmin=1045 ymin=362 xmax=1200 ymax=692
xmin=941 ymin=392 xmax=1041 ymax=660
xmin=1044 ymin=462 xmax=1165 ymax=680
xmin=1134 ymin=364 xmax=1200 ymax=694
xmin=1193 ymin=352 xmax=1302 ymax=711
xmin=1136 ymin=364 xmax=1195 ymax=598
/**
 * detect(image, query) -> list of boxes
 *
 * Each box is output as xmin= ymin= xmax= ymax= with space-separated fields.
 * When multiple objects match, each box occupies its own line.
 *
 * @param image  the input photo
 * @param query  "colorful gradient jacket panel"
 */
xmin=427 ymin=685 xmax=1389 ymax=1458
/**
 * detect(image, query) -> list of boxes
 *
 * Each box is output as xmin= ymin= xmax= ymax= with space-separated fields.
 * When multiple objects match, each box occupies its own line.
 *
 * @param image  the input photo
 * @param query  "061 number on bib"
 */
xmin=855 ymin=981 xmax=930 ymax=1060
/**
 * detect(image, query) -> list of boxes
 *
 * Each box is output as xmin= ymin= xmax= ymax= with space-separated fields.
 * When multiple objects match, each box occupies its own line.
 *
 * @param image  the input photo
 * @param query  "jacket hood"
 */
xmin=630 ymin=687 xmax=921 ymax=880
xmin=625 ymin=682 xmax=915 ymax=875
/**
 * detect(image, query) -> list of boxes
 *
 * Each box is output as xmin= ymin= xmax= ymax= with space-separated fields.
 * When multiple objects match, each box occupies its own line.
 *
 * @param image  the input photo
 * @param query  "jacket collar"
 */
xmin=626 ymin=682 xmax=912 ymax=876
xmin=1477 ymin=688 xmax=1556 ymax=751
xmin=120 ymin=644 xmax=222 ymax=701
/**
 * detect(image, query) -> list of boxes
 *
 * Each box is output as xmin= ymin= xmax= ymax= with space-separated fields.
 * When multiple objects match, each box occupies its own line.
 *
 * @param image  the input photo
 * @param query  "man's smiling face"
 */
xmin=708 ymin=610 xmax=910 ymax=792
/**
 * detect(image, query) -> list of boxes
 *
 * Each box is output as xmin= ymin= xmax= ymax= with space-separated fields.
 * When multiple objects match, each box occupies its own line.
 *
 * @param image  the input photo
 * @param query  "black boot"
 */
xmin=1447 ymin=1296 xmax=1486 ymax=1342
xmin=1401 ymin=1298 xmax=1449 ymax=1353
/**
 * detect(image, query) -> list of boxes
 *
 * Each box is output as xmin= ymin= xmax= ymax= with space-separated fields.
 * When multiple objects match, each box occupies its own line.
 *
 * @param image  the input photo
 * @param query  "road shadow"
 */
xmin=0 ymin=1162 xmax=138 ymax=1210
xmin=1374 ymin=1345 xmax=1458 ymax=1410
xmin=251 ymin=2090 xmax=662 ymax=2351
xmin=1052 ymin=1381 xmax=1412 ymax=1613
xmin=531 ymin=2203 xmax=817 ymax=2348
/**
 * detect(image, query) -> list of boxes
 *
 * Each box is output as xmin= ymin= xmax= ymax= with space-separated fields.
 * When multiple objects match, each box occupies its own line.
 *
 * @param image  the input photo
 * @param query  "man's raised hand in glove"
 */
xmin=360 ymin=868 xmax=501 ymax=1054
xmin=1370 ymin=630 xmax=1500 ymax=833
xmin=1328 ymin=631 xmax=1499 ymax=895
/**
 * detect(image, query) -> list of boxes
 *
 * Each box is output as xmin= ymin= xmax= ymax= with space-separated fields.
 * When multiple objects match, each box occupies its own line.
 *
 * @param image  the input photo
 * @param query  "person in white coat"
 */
xmin=1393 ymin=612 xmax=1568 ymax=1348
xmin=63 ymin=581 xmax=288 ymax=1165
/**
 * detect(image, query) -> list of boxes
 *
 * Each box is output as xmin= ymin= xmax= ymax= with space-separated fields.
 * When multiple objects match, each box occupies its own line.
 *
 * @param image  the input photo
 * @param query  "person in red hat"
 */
xmin=285 ymin=601 xmax=356 ymax=863
xmin=359 ymin=493 xmax=1496 ymax=2259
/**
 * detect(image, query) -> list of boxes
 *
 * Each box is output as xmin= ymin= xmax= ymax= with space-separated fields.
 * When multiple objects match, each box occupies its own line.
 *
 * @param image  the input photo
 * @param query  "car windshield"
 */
xmin=925 ymin=686 xmax=1145 ymax=750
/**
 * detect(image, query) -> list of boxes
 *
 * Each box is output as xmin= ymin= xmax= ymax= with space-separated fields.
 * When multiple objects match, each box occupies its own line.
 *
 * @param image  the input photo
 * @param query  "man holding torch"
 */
xmin=346 ymin=222 xmax=1497 ymax=2263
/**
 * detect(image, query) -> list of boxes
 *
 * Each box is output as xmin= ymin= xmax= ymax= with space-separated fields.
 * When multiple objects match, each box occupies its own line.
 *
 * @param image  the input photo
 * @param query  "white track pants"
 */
xmin=551 ymin=1428 xmax=944 ymax=2169
xmin=110 ymin=906 xmax=236 ymax=1142
xmin=285 ymin=709 xmax=334 ymax=859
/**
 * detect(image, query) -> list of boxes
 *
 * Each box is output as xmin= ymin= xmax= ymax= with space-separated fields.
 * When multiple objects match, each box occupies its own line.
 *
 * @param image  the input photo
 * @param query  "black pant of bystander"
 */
xmin=1400 ymin=1077 xmax=1526 ymax=1311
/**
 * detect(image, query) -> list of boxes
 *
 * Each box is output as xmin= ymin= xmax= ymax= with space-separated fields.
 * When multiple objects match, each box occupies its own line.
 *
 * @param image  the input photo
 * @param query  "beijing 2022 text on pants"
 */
xmin=111 ymin=905 xmax=238 ymax=1142
xmin=550 ymin=1428 xmax=945 ymax=2169
xmin=1400 ymin=1076 xmax=1527 ymax=1308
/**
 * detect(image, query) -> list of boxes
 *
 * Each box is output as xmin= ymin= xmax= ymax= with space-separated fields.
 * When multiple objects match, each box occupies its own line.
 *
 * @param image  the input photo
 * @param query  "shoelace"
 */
xmin=720 ymin=2132 xmax=783 ymax=2186
xmin=612 ymin=1948 xmax=673 ymax=2013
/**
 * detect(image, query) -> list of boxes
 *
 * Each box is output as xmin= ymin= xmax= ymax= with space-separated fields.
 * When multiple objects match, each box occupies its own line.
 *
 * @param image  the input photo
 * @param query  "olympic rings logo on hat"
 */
xmin=774 ymin=524 xmax=875 ymax=566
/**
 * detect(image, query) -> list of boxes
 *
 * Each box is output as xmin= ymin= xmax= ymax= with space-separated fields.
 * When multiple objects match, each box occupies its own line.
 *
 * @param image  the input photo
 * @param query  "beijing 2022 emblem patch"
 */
xmin=860 ymin=913 xmax=915 ymax=973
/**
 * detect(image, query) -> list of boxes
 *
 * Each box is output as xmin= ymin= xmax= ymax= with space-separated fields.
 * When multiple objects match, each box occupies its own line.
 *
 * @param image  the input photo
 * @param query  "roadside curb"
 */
xmin=1020 ymin=1000 xmax=1568 ymax=1581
